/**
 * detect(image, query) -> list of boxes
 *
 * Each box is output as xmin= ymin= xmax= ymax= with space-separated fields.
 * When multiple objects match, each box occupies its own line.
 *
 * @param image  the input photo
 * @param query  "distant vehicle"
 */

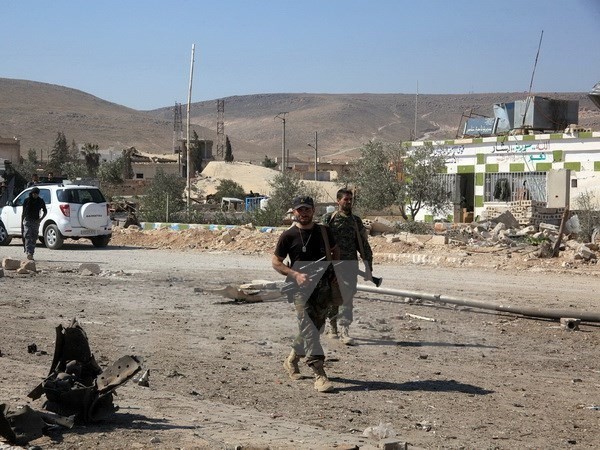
xmin=0 ymin=182 xmax=112 ymax=249
xmin=220 ymin=197 xmax=244 ymax=212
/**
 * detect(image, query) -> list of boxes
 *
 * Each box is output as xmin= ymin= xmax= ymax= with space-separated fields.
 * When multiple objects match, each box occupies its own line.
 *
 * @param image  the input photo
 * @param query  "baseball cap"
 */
xmin=292 ymin=196 xmax=314 ymax=209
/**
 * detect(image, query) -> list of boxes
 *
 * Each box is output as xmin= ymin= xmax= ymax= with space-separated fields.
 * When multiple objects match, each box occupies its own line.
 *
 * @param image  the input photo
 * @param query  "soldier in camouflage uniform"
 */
xmin=321 ymin=188 xmax=373 ymax=345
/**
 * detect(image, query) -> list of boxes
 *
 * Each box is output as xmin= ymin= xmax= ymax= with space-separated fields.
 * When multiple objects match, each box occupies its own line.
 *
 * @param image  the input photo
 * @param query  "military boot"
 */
xmin=310 ymin=360 xmax=334 ymax=393
xmin=283 ymin=349 xmax=302 ymax=380
xmin=326 ymin=319 xmax=339 ymax=339
xmin=339 ymin=325 xmax=355 ymax=346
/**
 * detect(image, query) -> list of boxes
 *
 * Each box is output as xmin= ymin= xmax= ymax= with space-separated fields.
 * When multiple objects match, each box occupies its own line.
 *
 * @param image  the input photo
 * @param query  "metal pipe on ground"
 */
xmin=356 ymin=284 xmax=600 ymax=323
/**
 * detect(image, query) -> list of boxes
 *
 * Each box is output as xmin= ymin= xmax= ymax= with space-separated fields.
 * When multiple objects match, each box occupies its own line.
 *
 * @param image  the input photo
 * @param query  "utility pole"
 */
xmin=275 ymin=112 xmax=288 ymax=171
xmin=186 ymin=44 xmax=195 ymax=212
xmin=414 ymin=80 xmax=419 ymax=140
xmin=307 ymin=131 xmax=318 ymax=181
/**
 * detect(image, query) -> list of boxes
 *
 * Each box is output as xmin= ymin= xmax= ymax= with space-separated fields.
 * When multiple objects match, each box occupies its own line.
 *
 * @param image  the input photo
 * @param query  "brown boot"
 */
xmin=310 ymin=360 xmax=334 ymax=393
xmin=326 ymin=319 xmax=339 ymax=339
xmin=283 ymin=349 xmax=302 ymax=380
xmin=339 ymin=325 xmax=355 ymax=346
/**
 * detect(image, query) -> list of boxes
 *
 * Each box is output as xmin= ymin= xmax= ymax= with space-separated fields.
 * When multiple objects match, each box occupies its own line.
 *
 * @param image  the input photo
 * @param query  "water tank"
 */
xmin=589 ymin=82 xmax=600 ymax=110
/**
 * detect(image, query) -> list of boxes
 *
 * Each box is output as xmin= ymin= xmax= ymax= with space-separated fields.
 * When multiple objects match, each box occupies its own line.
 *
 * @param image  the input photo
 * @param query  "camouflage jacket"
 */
xmin=321 ymin=211 xmax=373 ymax=263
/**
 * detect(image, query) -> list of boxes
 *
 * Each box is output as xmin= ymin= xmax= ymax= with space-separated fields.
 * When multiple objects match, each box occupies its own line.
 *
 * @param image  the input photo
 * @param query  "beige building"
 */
xmin=0 ymin=136 xmax=20 ymax=163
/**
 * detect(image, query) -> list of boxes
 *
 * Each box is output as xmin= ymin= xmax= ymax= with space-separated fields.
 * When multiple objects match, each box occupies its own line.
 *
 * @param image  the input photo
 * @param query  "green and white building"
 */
xmin=406 ymin=129 xmax=600 ymax=222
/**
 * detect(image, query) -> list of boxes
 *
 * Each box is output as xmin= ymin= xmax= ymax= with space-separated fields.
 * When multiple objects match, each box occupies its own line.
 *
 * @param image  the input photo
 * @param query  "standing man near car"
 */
xmin=272 ymin=196 xmax=339 ymax=393
xmin=21 ymin=187 xmax=47 ymax=260
xmin=322 ymin=188 xmax=373 ymax=345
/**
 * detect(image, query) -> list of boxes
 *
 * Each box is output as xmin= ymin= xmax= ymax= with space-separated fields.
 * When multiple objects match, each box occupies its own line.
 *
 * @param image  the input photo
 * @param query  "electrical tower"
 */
xmin=216 ymin=99 xmax=225 ymax=159
xmin=173 ymin=102 xmax=183 ymax=153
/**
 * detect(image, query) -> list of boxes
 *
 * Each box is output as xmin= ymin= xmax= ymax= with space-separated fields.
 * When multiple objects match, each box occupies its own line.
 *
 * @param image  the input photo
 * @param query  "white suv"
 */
xmin=0 ymin=183 xmax=112 ymax=249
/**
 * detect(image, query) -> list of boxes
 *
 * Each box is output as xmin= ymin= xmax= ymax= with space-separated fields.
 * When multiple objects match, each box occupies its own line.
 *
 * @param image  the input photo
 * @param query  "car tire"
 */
xmin=44 ymin=224 xmax=64 ymax=250
xmin=0 ymin=222 xmax=12 ymax=246
xmin=91 ymin=235 xmax=110 ymax=248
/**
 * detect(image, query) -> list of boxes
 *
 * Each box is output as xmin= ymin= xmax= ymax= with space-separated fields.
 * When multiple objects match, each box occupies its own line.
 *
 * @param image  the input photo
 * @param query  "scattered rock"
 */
xmin=2 ymin=258 xmax=20 ymax=271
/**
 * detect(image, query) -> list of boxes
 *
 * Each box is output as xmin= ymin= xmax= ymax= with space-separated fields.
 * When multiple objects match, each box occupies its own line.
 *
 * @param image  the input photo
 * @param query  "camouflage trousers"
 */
xmin=291 ymin=278 xmax=333 ymax=365
xmin=327 ymin=260 xmax=359 ymax=327
xmin=23 ymin=219 xmax=41 ymax=255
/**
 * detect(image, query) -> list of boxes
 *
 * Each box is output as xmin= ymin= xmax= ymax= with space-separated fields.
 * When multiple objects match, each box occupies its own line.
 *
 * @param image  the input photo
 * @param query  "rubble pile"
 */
xmin=483 ymin=200 xmax=566 ymax=227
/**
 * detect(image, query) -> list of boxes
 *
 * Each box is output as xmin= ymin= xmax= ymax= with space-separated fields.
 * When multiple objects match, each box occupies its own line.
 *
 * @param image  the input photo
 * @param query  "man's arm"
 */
xmin=272 ymin=254 xmax=309 ymax=286
xmin=40 ymin=201 xmax=47 ymax=221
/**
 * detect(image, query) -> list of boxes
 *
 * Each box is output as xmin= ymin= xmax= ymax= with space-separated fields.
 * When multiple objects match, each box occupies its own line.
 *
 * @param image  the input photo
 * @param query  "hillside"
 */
xmin=1 ymin=78 xmax=599 ymax=163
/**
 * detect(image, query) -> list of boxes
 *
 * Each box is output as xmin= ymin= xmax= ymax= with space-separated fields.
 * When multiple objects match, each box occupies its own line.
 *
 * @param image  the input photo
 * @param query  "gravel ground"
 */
xmin=1 ymin=237 xmax=600 ymax=449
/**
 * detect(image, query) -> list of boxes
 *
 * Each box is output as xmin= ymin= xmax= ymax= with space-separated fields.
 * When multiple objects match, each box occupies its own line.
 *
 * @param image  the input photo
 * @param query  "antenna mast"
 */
xmin=216 ymin=99 xmax=225 ymax=159
xmin=522 ymin=30 xmax=544 ymax=128
xmin=186 ymin=44 xmax=195 ymax=211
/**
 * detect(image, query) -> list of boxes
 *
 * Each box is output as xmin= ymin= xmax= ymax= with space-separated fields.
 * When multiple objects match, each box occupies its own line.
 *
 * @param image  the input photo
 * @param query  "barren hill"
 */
xmin=1 ymin=78 xmax=599 ymax=163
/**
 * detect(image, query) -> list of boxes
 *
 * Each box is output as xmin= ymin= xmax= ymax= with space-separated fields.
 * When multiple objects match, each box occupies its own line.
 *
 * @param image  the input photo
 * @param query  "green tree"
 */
xmin=70 ymin=139 xmax=80 ymax=162
xmin=339 ymin=141 xmax=402 ymax=214
xmin=27 ymin=149 xmax=38 ymax=164
xmin=214 ymin=179 xmax=246 ymax=201
xmin=189 ymin=130 xmax=203 ymax=174
xmin=49 ymin=131 xmax=70 ymax=173
xmin=262 ymin=155 xmax=278 ymax=169
xmin=341 ymin=141 xmax=449 ymax=220
xmin=60 ymin=161 xmax=87 ymax=180
xmin=98 ymin=156 xmax=125 ymax=184
xmin=139 ymin=170 xmax=186 ymax=222
xmin=224 ymin=136 xmax=234 ymax=162
xmin=81 ymin=143 xmax=101 ymax=177
xmin=250 ymin=172 xmax=311 ymax=226
xmin=401 ymin=143 xmax=449 ymax=220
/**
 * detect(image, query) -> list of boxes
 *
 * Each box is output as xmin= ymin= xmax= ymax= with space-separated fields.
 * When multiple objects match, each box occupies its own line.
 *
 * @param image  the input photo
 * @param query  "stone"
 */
xmin=20 ymin=260 xmax=36 ymax=272
xmin=2 ymin=258 xmax=20 ymax=271
xmin=491 ymin=210 xmax=520 ymax=229
xmin=379 ymin=439 xmax=408 ymax=450
xmin=576 ymin=245 xmax=597 ymax=261
xmin=16 ymin=267 xmax=30 ymax=275
xmin=239 ymin=280 xmax=277 ymax=290
xmin=426 ymin=234 xmax=448 ymax=245
xmin=560 ymin=318 xmax=581 ymax=331
xmin=0 ymin=268 xmax=3 ymax=278
xmin=79 ymin=263 xmax=101 ymax=275
xmin=221 ymin=231 xmax=234 ymax=244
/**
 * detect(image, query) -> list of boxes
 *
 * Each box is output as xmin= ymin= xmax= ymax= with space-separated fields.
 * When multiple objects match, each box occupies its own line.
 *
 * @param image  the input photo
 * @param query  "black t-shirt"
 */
xmin=22 ymin=196 xmax=47 ymax=221
xmin=274 ymin=224 xmax=336 ymax=270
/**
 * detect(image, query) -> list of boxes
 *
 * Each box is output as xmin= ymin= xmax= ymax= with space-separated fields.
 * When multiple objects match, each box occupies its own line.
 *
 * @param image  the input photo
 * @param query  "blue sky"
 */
xmin=2 ymin=0 xmax=599 ymax=111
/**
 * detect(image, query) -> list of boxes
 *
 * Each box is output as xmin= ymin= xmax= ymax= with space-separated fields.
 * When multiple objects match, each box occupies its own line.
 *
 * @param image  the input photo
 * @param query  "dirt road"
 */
xmin=1 ymin=240 xmax=600 ymax=449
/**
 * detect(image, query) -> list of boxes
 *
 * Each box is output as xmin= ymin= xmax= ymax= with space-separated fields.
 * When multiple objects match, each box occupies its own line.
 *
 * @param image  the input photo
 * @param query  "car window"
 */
xmin=39 ymin=189 xmax=51 ymax=205
xmin=13 ymin=192 xmax=28 ymax=206
xmin=57 ymin=188 xmax=106 ymax=204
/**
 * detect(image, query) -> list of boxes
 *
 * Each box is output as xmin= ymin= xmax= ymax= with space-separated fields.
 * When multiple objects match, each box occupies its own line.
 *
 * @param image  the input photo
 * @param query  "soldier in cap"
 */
xmin=272 ymin=195 xmax=339 ymax=393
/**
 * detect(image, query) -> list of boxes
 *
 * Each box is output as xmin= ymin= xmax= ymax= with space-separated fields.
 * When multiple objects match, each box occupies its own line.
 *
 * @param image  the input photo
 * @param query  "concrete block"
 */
xmin=379 ymin=439 xmax=408 ymax=450
xmin=2 ymin=258 xmax=20 ymax=271
xmin=20 ymin=260 xmax=36 ymax=272
xmin=370 ymin=217 xmax=397 ymax=233
xmin=79 ymin=263 xmax=101 ymax=275
xmin=427 ymin=234 xmax=447 ymax=245
xmin=539 ymin=222 xmax=560 ymax=232
xmin=560 ymin=318 xmax=581 ymax=331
